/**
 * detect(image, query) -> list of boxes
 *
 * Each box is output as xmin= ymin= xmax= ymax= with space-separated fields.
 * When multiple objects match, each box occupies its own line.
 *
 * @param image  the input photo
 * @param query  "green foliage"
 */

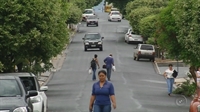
xmin=66 ymin=3 xmax=82 ymax=24
xmin=173 ymin=74 xmax=196 ymax=97
xmin=71 ymin=0 xmax=86 ymax=11
xmin=0 ymin=0 xmax=69 ymax=74
xmin=128 ymin=7 xmax=160 ymax=34
xmin=139 ymin=14 xmax=157 ymax=41
xmin=126 ymin=0 xmax=168 ymax=15
xmin=172 ymin=0 xmax=200 ymax=66
xmin=155 ymin=0 xmax=181 ymax=57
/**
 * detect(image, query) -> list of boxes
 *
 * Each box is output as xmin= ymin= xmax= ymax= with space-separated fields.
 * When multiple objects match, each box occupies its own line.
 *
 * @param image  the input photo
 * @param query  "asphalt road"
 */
xmin=46 ymin=12 xmax=191 ymax=112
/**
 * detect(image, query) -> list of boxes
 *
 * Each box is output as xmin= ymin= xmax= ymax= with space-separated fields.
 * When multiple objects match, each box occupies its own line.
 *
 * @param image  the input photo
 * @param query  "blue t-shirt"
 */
xmin=92 ymin=81 xmax=115 ymax=105
xmin=104 ymin=56 xmax=114 ymax=68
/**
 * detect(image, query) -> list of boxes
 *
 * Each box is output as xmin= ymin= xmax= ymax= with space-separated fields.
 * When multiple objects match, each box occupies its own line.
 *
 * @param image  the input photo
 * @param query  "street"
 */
xmin=46 ymin=12 xmax=190 ymax=112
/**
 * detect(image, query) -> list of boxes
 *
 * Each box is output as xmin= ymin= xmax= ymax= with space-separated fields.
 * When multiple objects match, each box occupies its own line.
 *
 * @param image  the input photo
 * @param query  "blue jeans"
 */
xmin=106 ymin=68 xmax=112 ymax=80
xmin=166 ymin=78 xmax=174 ymax=94
xmin=92 ymin=68 xmax=96 ymax=80
xmin=93 ymin=105 xmax=111 ymax=112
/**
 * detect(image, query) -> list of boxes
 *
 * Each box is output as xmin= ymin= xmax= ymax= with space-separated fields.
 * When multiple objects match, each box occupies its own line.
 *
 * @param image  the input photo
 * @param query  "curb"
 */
xmin=38 ymin=30 xmax=76 ymax=86
xmin=153 ymin=60 xmax=178 ymax=89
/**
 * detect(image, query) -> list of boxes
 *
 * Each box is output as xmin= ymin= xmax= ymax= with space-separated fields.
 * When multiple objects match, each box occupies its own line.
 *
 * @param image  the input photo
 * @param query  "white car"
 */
xmin=5 ymin=73 xmax=48 ymax=112
xmin=82 ymin=9 xmax=95 ymax=21
xmin=108 ymin=12 xmax=122 ymax=22
xmin=125 ymin=28 xmax=143 ymax=44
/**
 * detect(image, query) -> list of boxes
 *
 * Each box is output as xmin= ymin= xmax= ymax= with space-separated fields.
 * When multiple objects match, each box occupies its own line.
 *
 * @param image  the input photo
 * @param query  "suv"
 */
xmin=0 ymin=73 xmax=48 ymax=112
xmin=0 ymin=75 xmax=38 ymax=112
xmin=133 ymin=44 xmax=155 ymax=61
xmin=82 ymin=33 xmax=104 ymax=51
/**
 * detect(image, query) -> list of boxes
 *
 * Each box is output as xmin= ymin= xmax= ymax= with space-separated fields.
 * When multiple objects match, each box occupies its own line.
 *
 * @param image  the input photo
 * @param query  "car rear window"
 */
xmin=140 ymin=45 xmax=153 ymax=50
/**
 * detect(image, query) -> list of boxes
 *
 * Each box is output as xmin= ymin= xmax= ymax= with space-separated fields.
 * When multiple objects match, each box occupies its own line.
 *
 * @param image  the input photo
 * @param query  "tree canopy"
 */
xmin=0 ymin=0 xmax=101 ymax=74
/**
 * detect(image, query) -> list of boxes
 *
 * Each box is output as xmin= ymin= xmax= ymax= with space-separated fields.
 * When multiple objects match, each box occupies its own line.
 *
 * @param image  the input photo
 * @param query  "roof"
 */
xmin=0 ymin=72 xmax=36 ymax=77
xmin=0 ymin=75 xmax=17 ymax=80
xmin=86 ymin=33 xmax=100 ymax=34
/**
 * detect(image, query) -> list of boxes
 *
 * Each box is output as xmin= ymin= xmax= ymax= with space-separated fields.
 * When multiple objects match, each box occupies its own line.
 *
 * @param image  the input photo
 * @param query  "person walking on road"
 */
xmin=163 ymin=64 xmax=175 ymax=96
xmin=104 ymin=54 xmax=114 ymax=81
xmin=90 ymin=54 xmax=100 ymax=81
xmin=89 ymin=70 xmax=116 ymax=112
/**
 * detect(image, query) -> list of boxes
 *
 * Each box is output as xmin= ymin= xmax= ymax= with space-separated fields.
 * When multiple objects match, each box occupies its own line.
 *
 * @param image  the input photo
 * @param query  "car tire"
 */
xmin=86 ymin=24 xmax=89 ymax=27
xmin=125 ymin=40 xmax=127 ymax=42
xmin=127 ymin=41 xmax=130 ymax=44
xmin=96 ymin=24 xmax=98 ymax=26
xmin=84 ymin=47 xmax=87 ymax=51
xmin=100 ymin=47 xmax=103 ymax=51
xmin=118 ymin=20 xmax=121 ymax=22
xmin=134 ymin=56 xmax=136 ymax=60
xmin=42 ymin=103 xmax=44 ymax=112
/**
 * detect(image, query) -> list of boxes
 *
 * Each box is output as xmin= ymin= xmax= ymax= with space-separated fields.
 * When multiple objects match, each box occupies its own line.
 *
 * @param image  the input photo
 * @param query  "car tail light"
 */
xmin=128 ymin=35 xmax=132 ymax=37
xmin=138 ymin=51 xmax=141 ymax=54
xmin=152 ymin=52 xmax=155 ymax=55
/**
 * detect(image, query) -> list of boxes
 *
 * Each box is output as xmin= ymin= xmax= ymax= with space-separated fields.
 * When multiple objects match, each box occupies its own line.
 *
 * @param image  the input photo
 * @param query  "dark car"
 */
xmin=82 ymin=33 xmax=104 ymax=51
xmin=0 ymin=75 xmax=38 ymax=112
xmin=86 ymin=15 xmax=99 ymax=27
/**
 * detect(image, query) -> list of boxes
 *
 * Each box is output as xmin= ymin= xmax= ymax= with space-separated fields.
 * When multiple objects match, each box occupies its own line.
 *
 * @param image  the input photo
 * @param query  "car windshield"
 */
xmin=87 ymin=16 xmax=97 ymax=19
xmin=0 ymin=79 xmax=22 ymax=97
xmin=20 ymin=77 xmax=37 ymax=91
xmin=84 ymin=10 xmax=93 ymax=14
xmin=140 ymin=45 xmax=153 ymax=50
xmin=85 ymin=34 xmax=101 ymax=40
xmin=112 ymin=13 xmax=120 ymax=15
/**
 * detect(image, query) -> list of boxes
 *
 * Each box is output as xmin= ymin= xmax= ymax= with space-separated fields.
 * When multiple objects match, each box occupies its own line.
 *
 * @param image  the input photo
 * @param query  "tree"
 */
xmin=139 ymin=14 xmax=157 ymax=41
xmin=126 ymin=0 xmax=168 ymax=15
xmin=172 ymin=0 xmax=200 ymax=82
xmin=66 ymin=3 xmax=82 ymax=24
xmin=128 ymin=7 xmax=160 ymax=34
xmin=0 ymin=0 xmax=69 ymax=74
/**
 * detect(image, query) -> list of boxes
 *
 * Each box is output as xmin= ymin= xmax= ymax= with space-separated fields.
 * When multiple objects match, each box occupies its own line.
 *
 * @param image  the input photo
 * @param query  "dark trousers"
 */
xmin=93 ymin=105 xmax=111 ymax=112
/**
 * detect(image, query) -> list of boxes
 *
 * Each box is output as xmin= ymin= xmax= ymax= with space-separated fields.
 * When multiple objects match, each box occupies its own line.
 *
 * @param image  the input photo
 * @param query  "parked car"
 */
xmin=108 ymin=12 xmax=122 ymax=22
xmin=0 ymin=75 xmax=38 ymax=112
xmin=0 ymin=73 xmax=48 ymax=112
xmin=86 ymin=15 xmax=99 ymax=27
xmin=82 ymin=9 xmax=95 ymax=21
xmin=133 ymin=44 xmax=155 ymax=61
xmin=125 ymin=30 xmax=143 ymax=44
xmin=82 ymin=33 xmax=104 ymax=51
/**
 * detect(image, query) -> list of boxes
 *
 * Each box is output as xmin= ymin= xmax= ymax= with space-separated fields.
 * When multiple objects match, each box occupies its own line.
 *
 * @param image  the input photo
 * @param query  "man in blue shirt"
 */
xmin=104 ymin=54 xmax=114 ymax=81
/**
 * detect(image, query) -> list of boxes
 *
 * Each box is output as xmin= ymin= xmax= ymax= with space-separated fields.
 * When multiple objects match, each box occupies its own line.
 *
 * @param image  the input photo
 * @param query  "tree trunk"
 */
xmin=190 ymin=66 xmax=197 ymax=83
xmin=17 ymin=63 xmax=23 ymax=72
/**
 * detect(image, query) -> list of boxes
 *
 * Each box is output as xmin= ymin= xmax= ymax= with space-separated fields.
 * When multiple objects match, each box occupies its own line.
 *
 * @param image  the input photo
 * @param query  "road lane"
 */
xmin=46 ymin=12 xmax=191 ymax=112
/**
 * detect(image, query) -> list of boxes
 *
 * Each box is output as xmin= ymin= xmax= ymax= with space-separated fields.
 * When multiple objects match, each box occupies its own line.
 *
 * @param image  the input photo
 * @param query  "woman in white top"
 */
xmin=163 ymin=64 xmax=175 ymax=96
xmin=196 ymin=67 xmax=200 ymax=87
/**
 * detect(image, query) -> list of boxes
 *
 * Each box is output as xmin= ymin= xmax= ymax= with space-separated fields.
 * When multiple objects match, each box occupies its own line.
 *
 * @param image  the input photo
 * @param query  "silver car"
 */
xmin=133 ymin=44 xmax=155 ymax=61
xmin=86 ymin=15 xmax=99 ymax=27
xmin=125 ymin=30 xmax=143 ymax=44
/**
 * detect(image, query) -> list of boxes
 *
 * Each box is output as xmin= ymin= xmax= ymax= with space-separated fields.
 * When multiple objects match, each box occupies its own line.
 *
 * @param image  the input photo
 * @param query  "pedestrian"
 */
xmin=89 ymin=70 xmax=116 ymax=112
xmin=163 ymin=64 xmax=175 ymax=96
xmin=196 ymin=67 xmax=200 ymax=88
xmin=90 ymin=54 xmax=100 ymax=81
xmin=104 ymin=54 xmax=114 ymax=81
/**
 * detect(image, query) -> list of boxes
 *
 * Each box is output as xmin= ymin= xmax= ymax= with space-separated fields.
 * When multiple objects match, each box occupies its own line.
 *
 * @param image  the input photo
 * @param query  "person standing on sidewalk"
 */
xmin=104 ymin=54 xmax=114 ymax=81
xmin=163 ymin=64 xmax=175 ymax=96
xmin=89 ymin=70 xmax=116 ymax=112
xmin=90 ymin=54 xmax=100 ymax=81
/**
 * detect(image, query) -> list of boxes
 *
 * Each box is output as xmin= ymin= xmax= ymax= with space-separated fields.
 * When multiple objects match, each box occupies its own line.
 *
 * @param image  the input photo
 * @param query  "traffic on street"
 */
xmin=45 ymin=9 xmax=191 ymax=112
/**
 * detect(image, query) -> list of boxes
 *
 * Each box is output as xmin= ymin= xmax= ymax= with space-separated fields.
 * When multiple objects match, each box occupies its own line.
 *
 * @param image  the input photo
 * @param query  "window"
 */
xmin=20 ymin=77 xmax=37 ymax=91
xmin=84 ymin=10 xmax=93 ymax=14
xmin=0 ymin=79 xmax=22 ymax=97
xmin=140 ymin=45 xmax=153 ymax=50
xmin=85 ymin=34 xmax=101 ymax=40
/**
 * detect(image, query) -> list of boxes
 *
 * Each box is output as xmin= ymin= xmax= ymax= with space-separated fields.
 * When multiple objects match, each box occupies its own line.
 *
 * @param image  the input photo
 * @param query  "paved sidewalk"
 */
xmin=154 ymin=58 xmax=191 ymax=88
xmin=38 ymin=31 xmax=75 ymax=86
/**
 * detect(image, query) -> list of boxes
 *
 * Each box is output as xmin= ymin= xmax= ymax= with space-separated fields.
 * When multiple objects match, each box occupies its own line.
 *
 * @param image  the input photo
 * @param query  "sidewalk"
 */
xmin=154 ymin=58 xmax=191 ymax=88
xmin=38 ymin=31 xmax=75 ymax=86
